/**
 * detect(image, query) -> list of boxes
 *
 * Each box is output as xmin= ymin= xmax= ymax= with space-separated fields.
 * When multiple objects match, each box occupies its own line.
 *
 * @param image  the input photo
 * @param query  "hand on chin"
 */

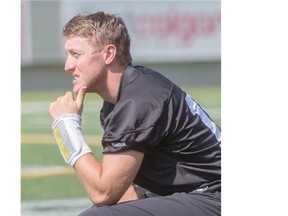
xmin=73 ymin=85 xmax=82 ymax=94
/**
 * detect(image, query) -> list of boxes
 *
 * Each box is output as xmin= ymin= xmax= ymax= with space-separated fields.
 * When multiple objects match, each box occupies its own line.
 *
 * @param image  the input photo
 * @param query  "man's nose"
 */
xmin=64 ymin=58 xmax=75 ymax=72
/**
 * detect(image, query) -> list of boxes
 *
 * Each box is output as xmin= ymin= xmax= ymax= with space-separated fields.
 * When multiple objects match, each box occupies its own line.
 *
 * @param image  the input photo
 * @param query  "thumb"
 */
xmin=76 ymin=86 xmax=87 ymax=115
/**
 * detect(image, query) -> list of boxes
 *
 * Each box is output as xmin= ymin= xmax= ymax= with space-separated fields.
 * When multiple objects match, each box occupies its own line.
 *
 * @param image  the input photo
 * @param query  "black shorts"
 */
xmin=78 ymin=192 xmax=221 ymax=216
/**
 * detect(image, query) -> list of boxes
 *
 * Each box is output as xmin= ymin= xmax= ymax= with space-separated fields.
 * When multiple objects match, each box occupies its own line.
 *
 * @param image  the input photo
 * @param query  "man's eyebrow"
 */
xmin=65 ymin=48 xmax=81 ymax=55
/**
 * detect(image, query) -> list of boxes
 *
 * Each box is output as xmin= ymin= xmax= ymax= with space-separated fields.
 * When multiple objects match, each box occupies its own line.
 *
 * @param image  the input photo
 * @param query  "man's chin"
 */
xmin=74 ymin=86 xmax=90 ymax=94
xmin=73 ymin=86 xmax=80 ymax=94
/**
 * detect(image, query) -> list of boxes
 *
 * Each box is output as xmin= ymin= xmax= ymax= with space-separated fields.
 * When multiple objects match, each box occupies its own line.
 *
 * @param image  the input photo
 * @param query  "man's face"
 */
xmin=64 ymin=36 xmax=106 ymax=94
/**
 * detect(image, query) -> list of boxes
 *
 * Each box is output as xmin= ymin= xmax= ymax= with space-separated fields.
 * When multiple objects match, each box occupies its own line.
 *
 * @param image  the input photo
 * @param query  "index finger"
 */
xmin=76 ymin=86 xmax=87 ymax=108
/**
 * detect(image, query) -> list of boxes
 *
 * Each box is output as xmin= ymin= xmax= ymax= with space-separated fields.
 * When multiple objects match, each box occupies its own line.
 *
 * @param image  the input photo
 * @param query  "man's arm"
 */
xmin=117 ymin=183 xmax=146 ymax=204
xmin=74 ymin=149 xmax=144 ymax=205
xmin=49 ymin=86 xmax=144 ymax=205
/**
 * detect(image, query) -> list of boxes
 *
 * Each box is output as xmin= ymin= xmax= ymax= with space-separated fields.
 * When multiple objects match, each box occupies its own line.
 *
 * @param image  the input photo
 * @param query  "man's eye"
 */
xmin=73 ymin=53 xmax=80 ymax=58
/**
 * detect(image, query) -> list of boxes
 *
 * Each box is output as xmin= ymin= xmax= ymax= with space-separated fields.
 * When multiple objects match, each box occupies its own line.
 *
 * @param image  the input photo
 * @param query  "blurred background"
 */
xmin=21 ymin=1 xmax=221 ymax=215
xmin=21 ymin=0 xmax=220 ymax=91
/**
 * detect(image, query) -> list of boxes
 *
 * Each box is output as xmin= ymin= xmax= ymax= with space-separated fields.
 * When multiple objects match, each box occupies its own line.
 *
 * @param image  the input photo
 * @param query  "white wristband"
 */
xmin=52 ymin=114 xmax=92 ymax=166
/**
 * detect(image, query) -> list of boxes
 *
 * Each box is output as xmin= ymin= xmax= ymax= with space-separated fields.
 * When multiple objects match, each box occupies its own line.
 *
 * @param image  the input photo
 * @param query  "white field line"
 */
xmin=21 ymin=198 xmax=91 ymax=211
xmin=21 ymin=101 xmax=101 ymax=114
xmin=21 ymin=101 xmax=220 ymax=117
xmin=21 ymin=165 xmax=74 ymax=179
xmin=21 ymin=198 xmax=91 ymax=216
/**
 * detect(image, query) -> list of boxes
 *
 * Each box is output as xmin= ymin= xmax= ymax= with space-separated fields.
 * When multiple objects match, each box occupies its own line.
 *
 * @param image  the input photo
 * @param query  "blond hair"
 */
xmin=63 ymin=11 xmax=132 ymax=66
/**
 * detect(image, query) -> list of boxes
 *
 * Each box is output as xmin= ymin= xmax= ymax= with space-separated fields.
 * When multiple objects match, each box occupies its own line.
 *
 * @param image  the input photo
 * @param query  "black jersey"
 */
xmin=100 ymin=64 xmax=221 ymax=196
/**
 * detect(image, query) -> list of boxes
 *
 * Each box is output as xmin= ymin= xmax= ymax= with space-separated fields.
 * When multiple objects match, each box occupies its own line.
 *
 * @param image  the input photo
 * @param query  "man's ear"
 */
xmin=104 ymin=44 xmax=117 ymax=65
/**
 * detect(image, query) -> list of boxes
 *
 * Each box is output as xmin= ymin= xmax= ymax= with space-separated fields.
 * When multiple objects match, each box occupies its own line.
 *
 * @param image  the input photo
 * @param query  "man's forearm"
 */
xmin=117 ymin=184 xmax=145 ymax=204
xmin=74 ymin=153 xmax=119 ymax=205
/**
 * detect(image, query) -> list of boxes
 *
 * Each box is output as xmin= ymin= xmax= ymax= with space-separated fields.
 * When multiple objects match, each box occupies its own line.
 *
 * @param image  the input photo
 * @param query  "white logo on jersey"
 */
xmin=111 ymin=142 xmax=127 ymax=148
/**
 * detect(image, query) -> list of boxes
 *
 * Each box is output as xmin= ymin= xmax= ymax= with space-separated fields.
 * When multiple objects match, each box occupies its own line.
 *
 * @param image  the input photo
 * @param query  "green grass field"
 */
xmin=21 ymin=86 xmax=221 ymax=201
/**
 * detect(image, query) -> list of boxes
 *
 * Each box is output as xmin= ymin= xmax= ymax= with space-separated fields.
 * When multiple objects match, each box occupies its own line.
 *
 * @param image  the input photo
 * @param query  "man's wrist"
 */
xmin=52 ymin=114 xmax=92 ymax=166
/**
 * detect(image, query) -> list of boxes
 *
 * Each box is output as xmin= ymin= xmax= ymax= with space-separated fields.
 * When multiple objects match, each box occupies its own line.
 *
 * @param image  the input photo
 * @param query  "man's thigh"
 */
xmin=78 ymin=192 xmax=221 ymax=216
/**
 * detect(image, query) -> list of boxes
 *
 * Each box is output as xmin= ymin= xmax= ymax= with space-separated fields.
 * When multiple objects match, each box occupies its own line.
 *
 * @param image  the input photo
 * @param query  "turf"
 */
xmin=21 ymin=175 xmax=87 ymax=200
xmin=21 ymin=144 xmax=103 ymax=166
